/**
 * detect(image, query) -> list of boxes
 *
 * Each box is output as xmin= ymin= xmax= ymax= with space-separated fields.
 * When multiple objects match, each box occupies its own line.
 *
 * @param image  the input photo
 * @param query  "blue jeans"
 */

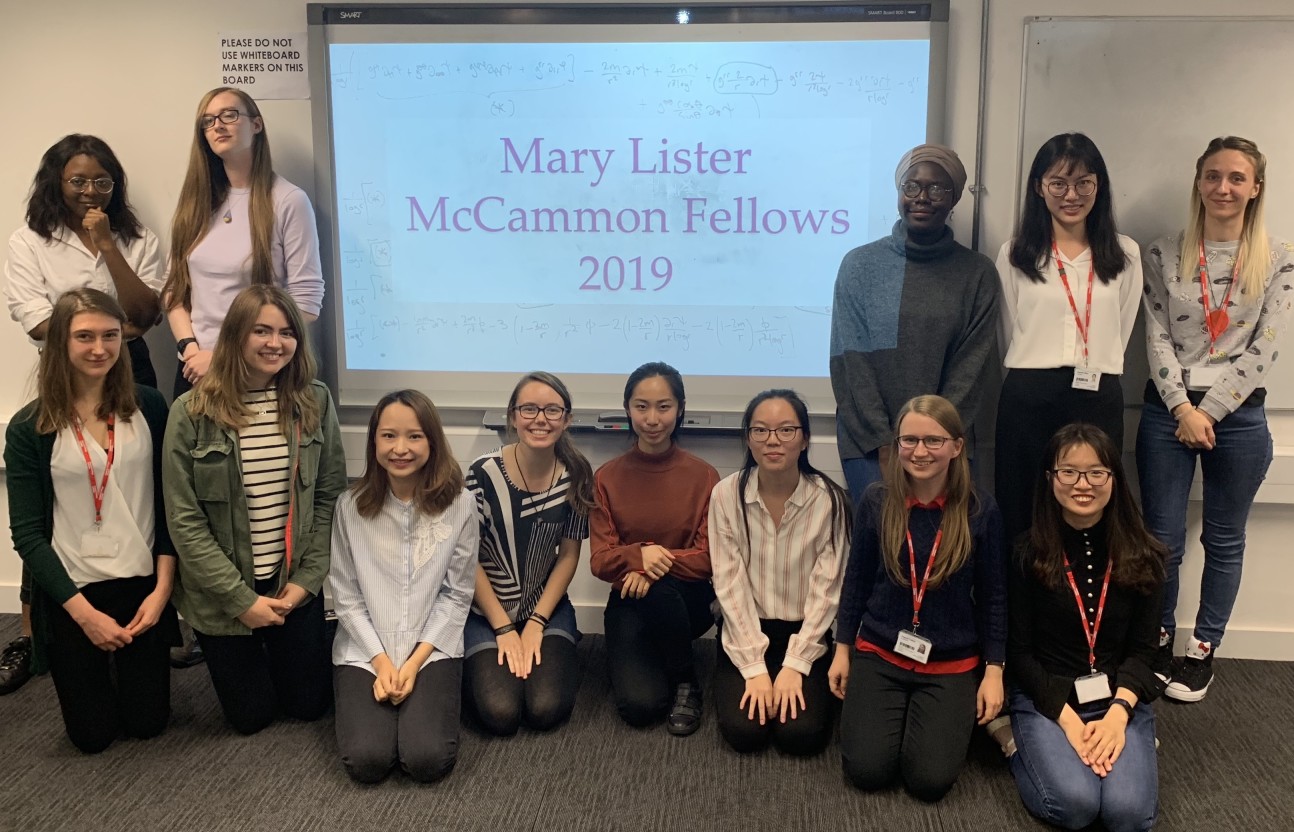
xmin=841 ymin=451 xmax=883 ymax=508
xmin=1135 ymin=402 xmax=1272 ymax=647
xmin=1008 ymin=689 xmax=1158 ymax=832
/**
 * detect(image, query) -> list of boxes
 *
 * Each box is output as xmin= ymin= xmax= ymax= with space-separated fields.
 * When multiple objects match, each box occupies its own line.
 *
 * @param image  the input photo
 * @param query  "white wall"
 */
xmin=1 ymin=0 xmax=1291 ymax=657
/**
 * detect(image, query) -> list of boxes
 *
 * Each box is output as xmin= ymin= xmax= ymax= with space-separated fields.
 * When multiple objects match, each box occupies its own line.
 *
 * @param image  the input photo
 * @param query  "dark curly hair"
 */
xmin=25 ymin=134 xmax=143 ymax=242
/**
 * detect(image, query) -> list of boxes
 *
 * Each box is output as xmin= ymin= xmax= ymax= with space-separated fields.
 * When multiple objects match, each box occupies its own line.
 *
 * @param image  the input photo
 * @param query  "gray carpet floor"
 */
xmin=0 ymin=614 xmax=1290 ymax=832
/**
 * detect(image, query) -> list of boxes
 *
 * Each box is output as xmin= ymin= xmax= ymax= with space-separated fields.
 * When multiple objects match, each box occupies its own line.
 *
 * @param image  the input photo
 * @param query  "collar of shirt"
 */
xmin=741 ymin=468 xmax=816 ymax=509
xmin=905 ymin=493 xmax=947 ymax=510
xmin=50 ymin=224 xmax=98 ymax=259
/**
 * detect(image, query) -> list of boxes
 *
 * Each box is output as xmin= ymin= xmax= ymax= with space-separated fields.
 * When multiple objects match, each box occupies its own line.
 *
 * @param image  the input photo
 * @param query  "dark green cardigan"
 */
xmin=4 ymin=385 xmax=176 ymax=674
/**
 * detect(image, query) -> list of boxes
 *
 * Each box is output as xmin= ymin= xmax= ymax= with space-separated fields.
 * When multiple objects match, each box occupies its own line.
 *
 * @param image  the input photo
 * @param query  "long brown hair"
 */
xmin=505 ymin=371 xmax=595 ymax=514
xmin=36 ymin=289 xmax=137 ymax=434
xmin=1025 ymin=423 xmax=1166 ymax=592
xmin=186 ymin=285 xmax=320 ymax=435
xmin=1177 ymin=136 xmax=1270 ymax=297
xmin=353 ymin=390 xmax=463 ymax=519
xmin=878 ymin=395 xmax=976 ymax=588
xmin=163 ymin=87 xmax=277 ymax=312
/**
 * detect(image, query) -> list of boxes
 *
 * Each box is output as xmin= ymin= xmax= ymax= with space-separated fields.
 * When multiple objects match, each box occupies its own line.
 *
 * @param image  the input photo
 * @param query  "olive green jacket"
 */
xmin=161 ymin=380 xmax=347 ymax=636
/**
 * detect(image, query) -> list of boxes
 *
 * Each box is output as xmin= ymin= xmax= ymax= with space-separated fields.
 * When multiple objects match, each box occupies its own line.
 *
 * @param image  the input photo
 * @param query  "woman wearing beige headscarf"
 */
xmin=829 ymin=144 xmax=1001 ymax=504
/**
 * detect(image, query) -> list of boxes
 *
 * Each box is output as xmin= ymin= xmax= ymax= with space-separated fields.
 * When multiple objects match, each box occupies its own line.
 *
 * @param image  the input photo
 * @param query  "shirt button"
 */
xmin=1088 ymin=607 xmax=1095 ymax=613
xmin=1087 ymin=564 xmax=1094 ymax=570
xmin=1087 ymin=592 xmax=1093 ymax=598
xmin=1087 ymin=578 xmax=1094 ymax=584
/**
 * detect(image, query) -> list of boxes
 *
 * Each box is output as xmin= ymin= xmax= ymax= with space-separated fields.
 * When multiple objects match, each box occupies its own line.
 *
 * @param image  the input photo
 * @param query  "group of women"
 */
xmin=0 ymin=80 xmax=1288 ymax=831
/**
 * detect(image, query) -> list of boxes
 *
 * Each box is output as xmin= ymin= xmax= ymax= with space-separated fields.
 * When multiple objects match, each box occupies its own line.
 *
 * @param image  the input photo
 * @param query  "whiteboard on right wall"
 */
xmin=1020 ymin=16 xmax=1294 ymax=408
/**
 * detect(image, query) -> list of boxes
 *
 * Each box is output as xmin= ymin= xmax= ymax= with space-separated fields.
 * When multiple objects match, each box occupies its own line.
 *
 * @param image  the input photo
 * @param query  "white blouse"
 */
xmin=50 ymin=415 xmax=156 ymax=587
xmin=996 ymin=234 xmax=1143 ymax=375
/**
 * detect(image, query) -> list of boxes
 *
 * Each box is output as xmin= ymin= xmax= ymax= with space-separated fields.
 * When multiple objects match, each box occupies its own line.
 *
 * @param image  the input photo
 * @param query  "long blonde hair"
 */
xmin=1177 ymin=136 xmax=1270 ymax=297
xmin=878 ymin=395 xmax=976 ymax=588
xmin=186 ymin=285 xmax=320 ymax=435
xmin=163 ymin=87 xmax=277 ymax=312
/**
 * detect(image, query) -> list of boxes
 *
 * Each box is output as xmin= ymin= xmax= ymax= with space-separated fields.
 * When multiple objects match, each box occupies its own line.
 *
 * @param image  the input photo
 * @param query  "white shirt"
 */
xmin=5 ymin=224 xmax=163 ymax=338
xmin=330 ymin=488 xmax=479 ymax=672
xmin=995 ymin=235 xmax=1143 ymax=374
xmin=709 ymin=470 xmax=847 ymax=679
xmin=51 ymin=415 xmax=156 ymax=587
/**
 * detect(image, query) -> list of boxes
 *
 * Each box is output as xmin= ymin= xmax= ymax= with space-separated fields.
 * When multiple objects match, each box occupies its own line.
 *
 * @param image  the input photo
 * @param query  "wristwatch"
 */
xmin=176 ymin=337 xmax=198 ymax=360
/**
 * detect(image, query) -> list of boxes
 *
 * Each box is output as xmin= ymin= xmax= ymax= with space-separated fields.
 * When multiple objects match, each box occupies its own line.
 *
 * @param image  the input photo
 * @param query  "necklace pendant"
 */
xmin=223 ymin=210 xmax=233 ymax=224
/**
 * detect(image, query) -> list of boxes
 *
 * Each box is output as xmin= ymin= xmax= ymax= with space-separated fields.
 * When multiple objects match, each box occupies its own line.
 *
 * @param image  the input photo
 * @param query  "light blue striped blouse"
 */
xmin=329 ymin=487 xmax=479 ymax=672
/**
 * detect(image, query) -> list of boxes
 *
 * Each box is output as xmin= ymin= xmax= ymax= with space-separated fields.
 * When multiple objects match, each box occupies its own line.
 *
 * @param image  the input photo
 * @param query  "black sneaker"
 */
xmin=170 ymin=619 xmax=205 ymax=668
xmin=666 ymin=682 xmax=702 ymax=736
xmin=1152 ymin=630 xmax=1175 ymax=684
xmin=1165 ymin=640 xmax=1213 ymax=703
xmin=0 ymin=636 xmax=33 ymax=695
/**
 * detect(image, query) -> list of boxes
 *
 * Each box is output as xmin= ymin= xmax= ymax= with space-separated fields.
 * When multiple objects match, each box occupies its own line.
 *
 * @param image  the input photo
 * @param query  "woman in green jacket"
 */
xmin=4 ymin=288 xmax=178 ymax=753
xmin=162 ymin=284 xmax=346 ymax=734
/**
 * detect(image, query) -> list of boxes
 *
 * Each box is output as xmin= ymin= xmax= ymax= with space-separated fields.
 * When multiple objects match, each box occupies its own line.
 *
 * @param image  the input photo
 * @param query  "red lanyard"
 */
xmin=284 ymin=423 xmax=301 ymax=573
xmin=1062 ymin=554 xmax=1113 ymax=672
xmin=1197 ymin=240 xmax=1240 ymax=354
xmin=71 ymin=415 xmax=115 ymax=527
xmin=905 ymin=528 xmax=942 ymax=629
xmin=1053 ymin=242 xmax=1094 ymax=367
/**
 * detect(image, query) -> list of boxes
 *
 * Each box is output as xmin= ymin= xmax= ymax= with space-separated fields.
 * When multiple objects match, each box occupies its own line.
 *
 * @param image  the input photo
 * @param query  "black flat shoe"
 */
xmin=666 ymin=682 xmax=702 ymax=736
xmin=0 ymin=636 xmax=33 ymax=695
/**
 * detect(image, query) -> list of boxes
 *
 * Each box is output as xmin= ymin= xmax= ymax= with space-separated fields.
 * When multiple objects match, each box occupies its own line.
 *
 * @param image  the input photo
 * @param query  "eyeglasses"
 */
xmin=65 ymin=177 xmax=114 ymax=194
xmin=1050 ymin=468 xmax=1112 ymax=486
xmin=513 ymin=403 xmax=568 ymax=420
xmin=200 ymin=108 xmax=247 ymax=131
xmin=896 ymin=435 xmax=951 ymax=450
xmin=747 ymin=426 xmax=802 ymax=443
xmin=900 ymin=181 xmax=951 ymax=202
xmin=1044 ymin=179 xmax=1097 ymax=198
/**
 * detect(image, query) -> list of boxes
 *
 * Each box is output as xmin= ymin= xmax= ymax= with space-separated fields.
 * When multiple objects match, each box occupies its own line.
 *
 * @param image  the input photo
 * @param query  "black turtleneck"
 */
xmin=1006 ymin=514 xmax=1165 ymax=720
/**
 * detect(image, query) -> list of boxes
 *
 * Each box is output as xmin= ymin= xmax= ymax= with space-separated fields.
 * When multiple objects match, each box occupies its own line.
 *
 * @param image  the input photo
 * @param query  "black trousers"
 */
xmin=171 ymin=361 xmax=192 ymax=400
xmin=603 ymin=575 xmax=715 ymax=727
xmin=713 ymin=619 xmax=835 ymax=756
xmin=995 ymin=367 xmax=1124 ymax=548
xmin=45 ymin=575 xmax=174 ymax=753
xmin=464 ymin=635 xmax=579 ymax=735
xmin=839 ymin=651 xmax=979 ymax=802
xmin=334 ymin=661 xmax=462 ymax=783
xmin=195 ymin=589 xmax=331 ymax=735
xmin=125 ymin=337 xmax=157 ymax=389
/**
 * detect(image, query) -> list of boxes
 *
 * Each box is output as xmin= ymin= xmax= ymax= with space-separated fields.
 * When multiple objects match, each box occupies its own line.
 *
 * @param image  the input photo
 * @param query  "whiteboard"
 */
xmin=1021 ymin=17 xmax=1294 ymax=408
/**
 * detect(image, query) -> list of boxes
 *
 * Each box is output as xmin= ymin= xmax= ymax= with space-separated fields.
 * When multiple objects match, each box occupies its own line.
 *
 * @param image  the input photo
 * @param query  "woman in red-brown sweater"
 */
xmin=590 ymin=362 xmax=719 ymax=736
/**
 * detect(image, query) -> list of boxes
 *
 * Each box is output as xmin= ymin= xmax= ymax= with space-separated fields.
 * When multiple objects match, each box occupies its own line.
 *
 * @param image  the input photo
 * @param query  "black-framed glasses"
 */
xmin=1044 ymin=179 xmax=1097 ymax=198
xmin=200 ymin=108 xmax=247 ymax=131
xmin=896 ymin=435 xmax=950 ymax=450
xmin=1050 ymin=468 xmax=1112 ymax=486
xmin=747 ymin=426 xmax=802 ymax=443
xmin=513 ymin=403 xmax=568 ymax=420
xmin=65 ymin=176 xmax=114 ymax=194
xmin=899 ymin=180 xmax=951 ymax=202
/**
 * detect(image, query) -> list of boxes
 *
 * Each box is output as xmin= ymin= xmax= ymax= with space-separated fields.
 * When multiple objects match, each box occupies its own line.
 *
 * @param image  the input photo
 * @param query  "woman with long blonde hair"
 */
xmin=162 ymin=285 xmax=345 ymax=734
xmin=162 ymin=87 xmax=324 ymax=398
xmin=830 ymin=394 xmax=1006 ymax=801
xmin=1137 ymin=136 xmax=1294 ymax=702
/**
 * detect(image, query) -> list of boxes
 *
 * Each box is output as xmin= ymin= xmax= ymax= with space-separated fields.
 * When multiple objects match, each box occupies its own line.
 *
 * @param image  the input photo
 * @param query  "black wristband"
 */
xmin=529 ymin=613 xmax=550 ymax=628
xmin=492 ymin=622 xmax=517 ymax=636
xmin=1110 ymin=697 xmax=1135 ymax=720
xmin=176 ymin=337 xmax=198 ymax=360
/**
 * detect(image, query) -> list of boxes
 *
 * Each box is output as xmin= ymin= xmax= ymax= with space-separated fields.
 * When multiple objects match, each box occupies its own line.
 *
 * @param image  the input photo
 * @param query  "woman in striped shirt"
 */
xmin=463 ymin=371 xmax=595 ymax=735
xmin=162 ymin=285 xmax=346 ymax=735
xmin=329 ymin=390 xmax=477 ymax=782
xmin=830 ymin=394 xmax=1006 ymax=801
xmin=709 ymin=389 xmax=851 ymax=756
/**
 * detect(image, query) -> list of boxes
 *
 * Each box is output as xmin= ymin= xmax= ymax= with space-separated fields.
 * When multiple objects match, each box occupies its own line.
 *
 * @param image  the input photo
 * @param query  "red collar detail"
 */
xmin=905 ymin=494 xmax=947 ymax=510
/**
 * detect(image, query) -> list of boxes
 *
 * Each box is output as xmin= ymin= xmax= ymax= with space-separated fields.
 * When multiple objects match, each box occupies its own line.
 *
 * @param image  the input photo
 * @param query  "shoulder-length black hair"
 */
xmin=622 ymin=361 xmax=686 ymax=445
xmin=25 ymin=134 xmax=144 ymax=243
xmin=735 ymin=389 xmax=852 ymax=547
xmin=1009 ymin=133 xmax=1129 ymax=285
xmin=1024 ymin=423 xmax=1165 ymax=592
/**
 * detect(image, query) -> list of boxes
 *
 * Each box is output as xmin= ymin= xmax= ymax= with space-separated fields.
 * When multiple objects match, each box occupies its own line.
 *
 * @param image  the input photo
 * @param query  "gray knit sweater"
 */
xmin=829 ymin=221 xmax=1000 ymax=458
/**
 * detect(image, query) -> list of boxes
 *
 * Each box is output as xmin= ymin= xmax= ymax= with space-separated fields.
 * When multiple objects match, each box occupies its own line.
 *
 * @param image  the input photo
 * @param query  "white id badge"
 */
xmin=1185 ymin=366 xmax=1224 ymax=391
xmin=1074 ymin=671 xmax=1111 ymax=704
xmin=1072 ymin=368 xmax=1102 ymax=391
xmin=80 ymin=530 xmax=119 ymax=559
xmin=894 ymin=630 xmax=933 ymax=664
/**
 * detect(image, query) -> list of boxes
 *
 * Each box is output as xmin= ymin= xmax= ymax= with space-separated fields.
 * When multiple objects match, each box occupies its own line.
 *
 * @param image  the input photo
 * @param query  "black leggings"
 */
xmin=603 ymin=575 xmax=715 ymax=727
xmin=713 ymin=618 xmax=835 ymax=756
xmin=464 ymin=635 xmax=579 ymax=735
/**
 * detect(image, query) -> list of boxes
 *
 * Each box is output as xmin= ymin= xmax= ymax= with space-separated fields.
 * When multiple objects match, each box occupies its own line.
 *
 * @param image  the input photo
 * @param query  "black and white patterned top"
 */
xmin=1143 ymin=233 xmax=1294 ymax=420
xmin=238 ymin=388 xmax=290 ymax=580
xmin=466 ymin=449 xmax=588 ymax=624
